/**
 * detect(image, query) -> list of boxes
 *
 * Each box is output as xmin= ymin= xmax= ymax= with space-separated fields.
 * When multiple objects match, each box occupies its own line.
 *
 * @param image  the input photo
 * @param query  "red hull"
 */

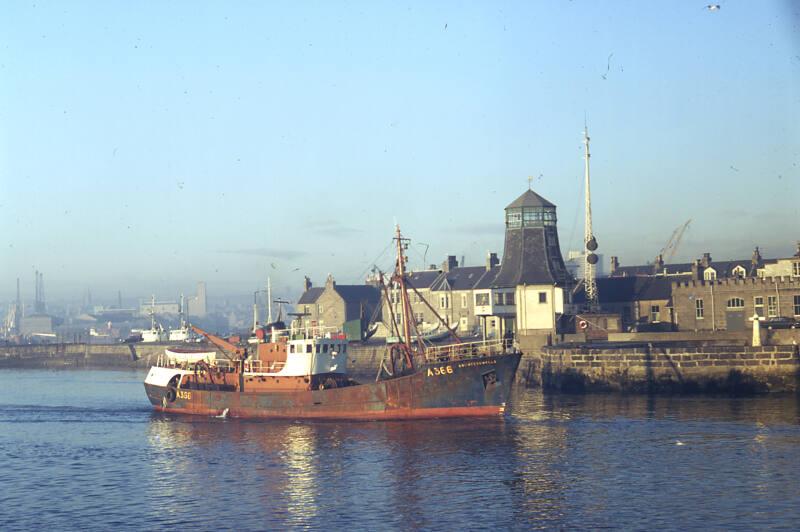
xmin=145 ymin=352 xmax=521 ymax=421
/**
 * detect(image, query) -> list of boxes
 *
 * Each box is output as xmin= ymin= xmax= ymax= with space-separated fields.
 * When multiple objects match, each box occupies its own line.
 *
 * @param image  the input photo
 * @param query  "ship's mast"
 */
xmin=393 ymin=225 xmax=417 ymax=369
xmin=267 ymin=277 xmax=273 ymax=324
xmin=583 ymin=125 xmax=599 ymax=310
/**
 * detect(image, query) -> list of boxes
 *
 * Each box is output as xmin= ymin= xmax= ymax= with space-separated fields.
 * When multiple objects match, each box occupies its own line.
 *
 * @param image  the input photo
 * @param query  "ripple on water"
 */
xmin=1 ymin=370 xmax=800 ymax=530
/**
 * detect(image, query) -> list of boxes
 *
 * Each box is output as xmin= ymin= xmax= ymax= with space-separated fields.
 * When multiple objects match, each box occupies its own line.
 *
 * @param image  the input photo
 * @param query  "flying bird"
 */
xmin=601 ymin=53 xmax=614 ymax=80
xmin=705 ymin=4 xmax=720 ymax=11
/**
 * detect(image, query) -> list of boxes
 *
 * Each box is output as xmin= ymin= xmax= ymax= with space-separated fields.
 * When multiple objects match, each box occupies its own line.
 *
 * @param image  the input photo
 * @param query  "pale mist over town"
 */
xmin=1 ymin=1 xmax=798 ymax=319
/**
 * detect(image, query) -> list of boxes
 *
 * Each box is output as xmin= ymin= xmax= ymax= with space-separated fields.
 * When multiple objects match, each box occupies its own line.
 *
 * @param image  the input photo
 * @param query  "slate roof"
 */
xmin=473 ymin=266 xmax=500 ymax=289
xmin=430 ymin=266 xmax=488 ymax=292
xmin=505 ymin=189 xmax=555 ymax=209
xmin=492 ymin=227 xmax=571 ymax=288
xmin=573 ymin=276 xmax=683 ymax=304
xmin=613 ymin=259 xmax=758 ymax=278
xmin=334 ymin=284 xmax=382 ymax=322
xmin=297 ymin=287 xmax=324 ymax=304
xmin=405 ymin=270 xmax=442 ymax=290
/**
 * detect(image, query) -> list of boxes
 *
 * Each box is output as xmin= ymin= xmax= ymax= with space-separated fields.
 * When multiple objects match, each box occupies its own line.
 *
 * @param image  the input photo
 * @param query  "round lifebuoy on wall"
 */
xmin=579 ymin=320 xmax=588 ymax=330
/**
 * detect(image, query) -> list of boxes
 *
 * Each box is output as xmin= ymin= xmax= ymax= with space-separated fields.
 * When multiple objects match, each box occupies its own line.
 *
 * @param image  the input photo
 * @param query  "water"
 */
xmin=2 ymin=370 xmax=800 ymax=530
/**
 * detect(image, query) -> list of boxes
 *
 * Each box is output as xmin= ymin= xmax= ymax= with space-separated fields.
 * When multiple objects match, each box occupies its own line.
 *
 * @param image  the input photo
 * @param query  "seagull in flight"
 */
xmin=705 ymin=4 xmax=721 ymax=11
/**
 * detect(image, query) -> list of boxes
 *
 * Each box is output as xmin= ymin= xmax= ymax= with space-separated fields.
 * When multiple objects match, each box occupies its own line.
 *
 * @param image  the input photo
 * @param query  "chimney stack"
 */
xmin=303 ymin=276 xmax=312 ymax=292
xmin=610 ymin=256 xmax=619 ymax=275
xmin=442 ymin=255 xmax=458 ymax=273
xmin=701 ymin=253 xmax=712 ymax=268
xmin=486 ymin=252 xmax=499 ymax=271
xmin=751 ymin=246 xmax=763 ymax=268
xmin=654 ymin=254 xmax=665 ymax=274
xmin=691 ymin=259 xmax=701 ymax=280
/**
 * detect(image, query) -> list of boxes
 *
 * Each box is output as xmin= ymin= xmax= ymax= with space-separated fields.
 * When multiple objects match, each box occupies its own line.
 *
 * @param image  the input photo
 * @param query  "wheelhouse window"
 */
xmin=306 ymin=343 xmax=313 ymax=353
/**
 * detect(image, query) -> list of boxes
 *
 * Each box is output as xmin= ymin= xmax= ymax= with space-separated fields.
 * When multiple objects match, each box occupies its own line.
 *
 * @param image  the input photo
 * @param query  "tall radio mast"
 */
xmin=583 ymin=125 xmax=600 ymax=310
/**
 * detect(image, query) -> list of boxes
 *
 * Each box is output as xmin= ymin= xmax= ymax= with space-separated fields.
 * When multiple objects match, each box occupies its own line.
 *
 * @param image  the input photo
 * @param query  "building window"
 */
xmin=414 ymin=312 xmax=423 ymax=324
xmin=732 ymin=266 xmax=746 ymax=278
xmin=754 ymin=296 xmax=764 ymax=317
xmin=695 ymin=298 xmax=704 ymax=319
xmin=650 ymin=305 xmax=660 ymax=322
xmin=493 ymin=292 xmax=503 ymax=305
xmin=504 ymin=292 xmax=515 ymax=306
xmin=461 ymin=293 xmax=468 ymax=308
xmin=303 ymin=305 xmax=309 ymax=315
xmin=439 ymin=294 xmax=450 ymax=309
xmin=475 ymin=293 xmax=489 ymax=306
xmin=768 ymin=296 xmax=777 ymax=317
xmin=794 ymin=295 xmax=800 ymax=316
xmin=793 ymin=262 xmax=800 ymax=277
xmin=704 ymin=269 xmax=717 ymax=281
xmin=506 ymin=210 xmax=522 ymax=228
xmin=538 ymin=292 xmax=547 ymax=304
xmin=318 ymin=304 xmax=323 ymax=314
xmin=726 ymin=298 xmax=744 ymax=309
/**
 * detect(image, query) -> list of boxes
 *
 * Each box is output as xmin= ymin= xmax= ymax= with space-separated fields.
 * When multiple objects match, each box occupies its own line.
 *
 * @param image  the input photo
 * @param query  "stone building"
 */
xmin=573 ymin=276 xmax=676 ymax=331
xmin=671 ymin=277 xmax=800 ymax=332
xmin=382 ymin=255 xmax=499 ymax=337
xmin=295 ymin=275 xmax=381 ymax=340
xmin=608 ymin=242 xmax=800 ymax=332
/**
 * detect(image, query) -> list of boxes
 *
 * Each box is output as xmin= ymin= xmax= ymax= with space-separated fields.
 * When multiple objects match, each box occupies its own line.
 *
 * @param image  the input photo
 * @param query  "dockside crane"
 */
xmin=659 ymin=219 xmax=692 ymax=264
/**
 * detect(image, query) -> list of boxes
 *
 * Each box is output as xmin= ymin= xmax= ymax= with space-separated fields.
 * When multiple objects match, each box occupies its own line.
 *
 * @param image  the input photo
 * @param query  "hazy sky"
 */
xmin=1 ymin=1 xmax=798 ymax=303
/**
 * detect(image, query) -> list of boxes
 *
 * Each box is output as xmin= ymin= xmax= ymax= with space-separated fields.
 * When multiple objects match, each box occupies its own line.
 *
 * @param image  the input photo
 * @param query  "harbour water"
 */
xmin=2 ymin=369 xmax=800 ymax=530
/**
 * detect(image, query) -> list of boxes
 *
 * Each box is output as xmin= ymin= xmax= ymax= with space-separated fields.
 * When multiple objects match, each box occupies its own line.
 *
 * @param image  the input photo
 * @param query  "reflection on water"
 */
xmin=2 ymin=369 xmax=800 ymax=530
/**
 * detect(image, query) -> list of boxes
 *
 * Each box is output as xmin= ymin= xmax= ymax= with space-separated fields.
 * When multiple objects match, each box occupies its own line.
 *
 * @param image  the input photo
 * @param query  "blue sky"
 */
xmin=1 ymin=1 xmax=798 ymax=303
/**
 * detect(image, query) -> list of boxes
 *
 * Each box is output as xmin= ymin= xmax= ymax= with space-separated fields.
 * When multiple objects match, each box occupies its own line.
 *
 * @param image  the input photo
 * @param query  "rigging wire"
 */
xmin=352 ymin=239 xmax=393 ymax=282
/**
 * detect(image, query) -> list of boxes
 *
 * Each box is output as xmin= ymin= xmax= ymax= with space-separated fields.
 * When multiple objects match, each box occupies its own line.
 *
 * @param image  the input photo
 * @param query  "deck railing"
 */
xmin=423 ymin=339 xmax=510 ymax=363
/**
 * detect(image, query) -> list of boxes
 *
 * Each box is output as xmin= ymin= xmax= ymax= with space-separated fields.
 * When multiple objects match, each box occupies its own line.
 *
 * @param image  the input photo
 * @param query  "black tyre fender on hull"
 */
xmin=165 ymin=387 xmax=177 ymax=403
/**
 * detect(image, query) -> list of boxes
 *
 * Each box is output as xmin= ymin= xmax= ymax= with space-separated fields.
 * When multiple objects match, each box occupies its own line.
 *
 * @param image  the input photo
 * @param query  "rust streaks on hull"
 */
xmin=145 ymin=352 xmax=521 ymax=421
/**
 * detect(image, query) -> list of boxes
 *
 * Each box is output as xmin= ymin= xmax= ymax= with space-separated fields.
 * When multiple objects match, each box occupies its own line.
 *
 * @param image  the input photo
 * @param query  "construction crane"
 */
xmin=659 ymin=219 xmax=692 ymax=264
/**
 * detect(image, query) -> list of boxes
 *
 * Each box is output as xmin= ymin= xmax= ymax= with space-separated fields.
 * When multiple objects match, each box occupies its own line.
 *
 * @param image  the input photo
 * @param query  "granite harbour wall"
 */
xmin=523 ymin=344 xmax=800 ymax=394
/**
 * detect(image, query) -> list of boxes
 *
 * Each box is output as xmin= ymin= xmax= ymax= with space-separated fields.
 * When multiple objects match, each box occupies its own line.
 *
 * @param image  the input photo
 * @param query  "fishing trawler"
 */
xmin=143 ymin=226 xmax=521 ymax=420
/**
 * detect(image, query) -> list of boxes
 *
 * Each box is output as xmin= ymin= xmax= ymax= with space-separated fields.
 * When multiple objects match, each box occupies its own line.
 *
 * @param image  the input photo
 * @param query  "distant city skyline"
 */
xmin=2 ymin=1 xmax=798 ymax=302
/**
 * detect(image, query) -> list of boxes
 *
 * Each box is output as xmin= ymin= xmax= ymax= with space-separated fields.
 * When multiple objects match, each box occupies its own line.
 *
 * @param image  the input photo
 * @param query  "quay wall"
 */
xmin=0 ymin=343 xmax=169 ymax=369
xmin=522 ymin=344 xmax=800 ymax=394
xmin=6 ymin=340 xmax=800 ymax=395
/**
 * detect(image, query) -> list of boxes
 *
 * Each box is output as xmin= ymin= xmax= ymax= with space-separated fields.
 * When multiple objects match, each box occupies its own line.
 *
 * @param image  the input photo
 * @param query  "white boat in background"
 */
xmin=168 ymin=295 xmax=191 ymax=342
xmin=141 ymin=295 xmax=168 ymax=342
